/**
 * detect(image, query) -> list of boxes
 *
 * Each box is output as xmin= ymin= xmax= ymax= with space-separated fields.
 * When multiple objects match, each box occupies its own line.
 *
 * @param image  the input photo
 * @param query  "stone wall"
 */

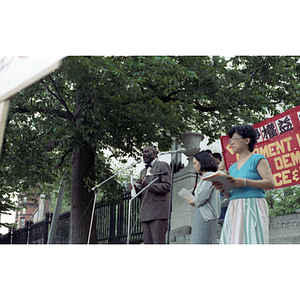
xmin=170 ymin=161 xmax=196 ymax=234
xmin=169 ymin=211 xmax=300 ymax=244
xmin=269 ymin=210 xmax=300 ymax=244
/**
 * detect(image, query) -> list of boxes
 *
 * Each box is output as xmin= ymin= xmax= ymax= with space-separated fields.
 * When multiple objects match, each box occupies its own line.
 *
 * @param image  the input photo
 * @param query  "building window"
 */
xmin=22 ymin=196 xmax=27 ymax=203
xmin=20 ymin=218 xmax=25 ymax=227
xmin=22 ymin=208 xmax=26 ymax=215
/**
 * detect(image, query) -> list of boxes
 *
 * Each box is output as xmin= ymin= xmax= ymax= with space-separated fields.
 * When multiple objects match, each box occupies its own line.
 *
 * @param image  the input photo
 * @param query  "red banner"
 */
xmin=220 ymin=105 xmax=300 ymax=189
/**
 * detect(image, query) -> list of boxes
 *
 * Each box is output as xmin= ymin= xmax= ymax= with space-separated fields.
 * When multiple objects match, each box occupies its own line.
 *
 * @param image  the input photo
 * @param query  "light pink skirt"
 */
xmin=220 ymin=198 xmax=269 ymax=244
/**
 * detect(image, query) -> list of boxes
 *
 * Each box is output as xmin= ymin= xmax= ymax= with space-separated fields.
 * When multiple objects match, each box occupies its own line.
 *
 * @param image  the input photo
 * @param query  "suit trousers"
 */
xmin=142 ymin=219 xmax=168 ymax=244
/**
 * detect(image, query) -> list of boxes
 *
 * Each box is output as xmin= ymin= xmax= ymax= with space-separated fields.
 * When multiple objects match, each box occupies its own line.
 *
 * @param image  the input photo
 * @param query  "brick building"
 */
xmin=15 ymin=194 xmax=52 ymax=229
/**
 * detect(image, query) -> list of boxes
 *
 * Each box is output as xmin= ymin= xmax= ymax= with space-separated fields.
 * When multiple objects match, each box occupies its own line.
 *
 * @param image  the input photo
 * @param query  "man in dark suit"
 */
xmin=134 ymin=146 xmax=171 ymax=244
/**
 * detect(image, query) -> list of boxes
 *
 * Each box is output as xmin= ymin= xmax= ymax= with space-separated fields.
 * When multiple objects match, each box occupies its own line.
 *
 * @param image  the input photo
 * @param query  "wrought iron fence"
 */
xmin=0 ymin=231 xmax=11 ymax=244
xmin=0 ymin=192 xmax=143 ymax=244
xmin=28 ymin=215 xmax=51 ymax=244
xmin=12 ymin=222 xmax=31 ymax=244
xmin=95 ymin=192 xmax=143 ymax=244
xmin=7 ymin=214 xmax=51 ymax=244
xmin=53 ymin=211 xmax=70 ymax=244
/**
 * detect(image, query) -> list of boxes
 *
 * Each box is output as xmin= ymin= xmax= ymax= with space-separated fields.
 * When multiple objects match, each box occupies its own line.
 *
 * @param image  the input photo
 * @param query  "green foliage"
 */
xmin=266 ymin=185 xmax=300 ymax=217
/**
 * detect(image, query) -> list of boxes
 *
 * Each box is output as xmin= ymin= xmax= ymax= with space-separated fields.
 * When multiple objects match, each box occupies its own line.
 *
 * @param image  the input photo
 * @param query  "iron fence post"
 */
xmin=26 ymin=220 xmax=31 ymax=244
xmin=8 ymin=228 xmax=12 ymax=244
xmin=44 ymin=213 xmax=50 ymax=244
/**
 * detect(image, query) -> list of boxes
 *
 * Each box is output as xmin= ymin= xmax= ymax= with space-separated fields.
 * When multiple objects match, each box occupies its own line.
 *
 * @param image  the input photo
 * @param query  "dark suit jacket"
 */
xmin=139 ymin=160 xmax=171 ymax=222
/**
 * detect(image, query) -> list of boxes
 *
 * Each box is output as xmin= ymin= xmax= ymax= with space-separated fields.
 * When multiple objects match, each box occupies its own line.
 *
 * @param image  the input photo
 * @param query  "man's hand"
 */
xmin=136 ymin=175 xmax=148 ymax=188
xmin=129 ymin=183 xmax=133 ymax=191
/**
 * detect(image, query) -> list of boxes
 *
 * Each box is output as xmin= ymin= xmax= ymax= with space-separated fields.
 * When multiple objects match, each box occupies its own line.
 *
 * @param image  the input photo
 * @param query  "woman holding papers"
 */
xmin=212 ymin=125 xmax=275 ymax=244
xmin=187 ymin=151 xmax=221 ymax=244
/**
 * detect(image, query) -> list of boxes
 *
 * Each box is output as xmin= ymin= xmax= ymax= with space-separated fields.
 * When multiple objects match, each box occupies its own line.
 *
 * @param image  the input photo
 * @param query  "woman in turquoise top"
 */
xmin=213 ymin=125 xmax=275 ymax=244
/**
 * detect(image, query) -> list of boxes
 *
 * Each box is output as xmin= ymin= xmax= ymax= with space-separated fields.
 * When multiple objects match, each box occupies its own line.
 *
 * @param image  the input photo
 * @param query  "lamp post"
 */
xmin=179 ymin=132 xmax=204 ymax=165
xmin=167 ymin=132 xmax=204 ymax=243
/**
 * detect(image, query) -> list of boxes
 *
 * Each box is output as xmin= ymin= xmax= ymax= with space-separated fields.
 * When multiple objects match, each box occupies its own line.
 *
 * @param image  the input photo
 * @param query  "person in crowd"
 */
xmin=131 ymin=145 xmax=171 ymax=244
xmin=205 ymin=149 xmax=213 ymax=156
xmin=212 ymin=152 xmax=228 ymax=221
xmin=186 ymin=151 xmax=221 ymax=244
xmin=212 ymin=125 xmax=275 ymax=244
xmin=212 ymin=152 xmax=226 ymax=171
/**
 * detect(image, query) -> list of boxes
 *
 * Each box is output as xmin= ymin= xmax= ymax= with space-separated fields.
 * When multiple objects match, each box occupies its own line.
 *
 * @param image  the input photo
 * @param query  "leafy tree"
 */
xmin=1 ymin=55 xmax=300 ymax=241
xmin=1 ymin=56 xmax=196 ymax=242
xmin=266 ymin=186 xmax=300 ymax=217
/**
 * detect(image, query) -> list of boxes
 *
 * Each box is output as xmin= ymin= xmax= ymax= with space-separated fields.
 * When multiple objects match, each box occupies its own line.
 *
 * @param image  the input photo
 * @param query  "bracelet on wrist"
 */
xmin=244 ymin=178 xmax=247 ymax=186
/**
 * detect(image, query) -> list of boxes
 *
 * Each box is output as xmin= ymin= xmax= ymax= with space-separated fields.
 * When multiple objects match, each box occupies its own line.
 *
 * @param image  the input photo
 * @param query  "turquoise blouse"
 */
xmin=228 ymin=153 xmax=269 ymax=201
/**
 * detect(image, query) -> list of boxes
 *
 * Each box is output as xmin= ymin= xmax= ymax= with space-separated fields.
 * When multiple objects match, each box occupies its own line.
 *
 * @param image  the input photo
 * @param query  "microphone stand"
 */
xmin=166 ymin=152 xmax=176 ymax=244
xmin=126 ymin=177 xmax=160 ymax=244
xmin=87 ymin=188 xmax=99 ymax=244
xmin=87 ymin=161 xmax=139 ymax=244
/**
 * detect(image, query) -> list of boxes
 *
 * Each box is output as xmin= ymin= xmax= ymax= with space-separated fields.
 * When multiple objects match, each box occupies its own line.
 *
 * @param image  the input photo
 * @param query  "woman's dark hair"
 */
xmin=193 ymin=151 xmax=218 ymax=173
xmin=228 ymin=125 xmax=257 ymax=152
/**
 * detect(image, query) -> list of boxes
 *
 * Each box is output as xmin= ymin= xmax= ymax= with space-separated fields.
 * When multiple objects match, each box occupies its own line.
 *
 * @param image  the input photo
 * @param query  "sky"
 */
xmin=0 ymin=213 xmax=15 ymax=234
xmin=0 ymin=194 xmax=17 ymax=235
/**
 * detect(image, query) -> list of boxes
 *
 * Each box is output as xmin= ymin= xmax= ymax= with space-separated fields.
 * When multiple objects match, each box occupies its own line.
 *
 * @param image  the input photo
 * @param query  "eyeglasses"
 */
xmin=228 ymin=136 xmax=242 ymax=145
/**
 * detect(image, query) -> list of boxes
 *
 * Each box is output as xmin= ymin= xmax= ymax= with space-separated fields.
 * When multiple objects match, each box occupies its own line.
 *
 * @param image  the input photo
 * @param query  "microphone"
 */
xmin=159 ymin=148 xmax=186 ymax=156
xmin=88 ymin=158 xmax=142 ymax=192
xmin=152 ymin=171 xmax=168 ymax=176
xmin=125 ymin=158 xmax=142 ymax=170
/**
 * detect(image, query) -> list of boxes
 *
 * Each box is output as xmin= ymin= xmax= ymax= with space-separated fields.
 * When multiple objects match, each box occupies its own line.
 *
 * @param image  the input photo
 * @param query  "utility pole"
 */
xmin=47 ymin=176 xmax=66 ymax=244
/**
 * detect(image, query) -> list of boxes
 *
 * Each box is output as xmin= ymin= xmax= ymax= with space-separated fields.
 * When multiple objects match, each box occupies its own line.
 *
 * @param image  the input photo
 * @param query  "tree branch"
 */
xmin=244 ymin=63 xmax=268 ymax=88
xmin=55 ymin=147 xmax=73 ymax=169
xmin=11 ymin=106 xmax=70 ymax=120
xmin=41 ymin=76 xmax=74 ymax=121
xmin=73 ymin=92 xmax=95 ymax=121
xmin=193 ymin=101 xmax=216 ymax=112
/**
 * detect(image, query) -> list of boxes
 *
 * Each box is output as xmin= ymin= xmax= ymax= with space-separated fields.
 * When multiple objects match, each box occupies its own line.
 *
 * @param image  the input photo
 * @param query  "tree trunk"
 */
xmin=70 ymin=139 xmax=97 ymax=244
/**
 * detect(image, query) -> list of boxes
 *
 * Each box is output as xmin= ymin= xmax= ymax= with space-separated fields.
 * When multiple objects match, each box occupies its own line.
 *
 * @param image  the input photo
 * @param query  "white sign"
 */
xmin=0 ymin=56 xmax=64 ymax=155
xmin=0 ymin=56 xmax=64 ymax=102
